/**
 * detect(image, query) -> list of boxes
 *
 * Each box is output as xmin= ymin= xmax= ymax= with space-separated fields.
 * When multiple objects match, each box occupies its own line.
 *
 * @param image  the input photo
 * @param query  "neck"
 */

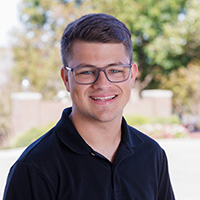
xmin=69 ymin=113 xmax=122 ymax=163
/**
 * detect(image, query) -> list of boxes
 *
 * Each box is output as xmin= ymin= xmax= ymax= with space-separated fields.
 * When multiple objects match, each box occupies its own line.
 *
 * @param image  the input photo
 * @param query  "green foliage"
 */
xmin=124 ymin=115 xmax=150 ymax=126
xmin=92 ymin=0 xmax=200 ymax=123
xmin=125 ymin=115 xmax=186 ymax=139
xmin=158 ymin=60 xmax=200 ymax=124
xmin=146 ymin=0 xmax=200 ymax=71
xmin=12 ymin=0 xmax=192 ymax=94
xmin=91 ymin=0 xmax=188 ymax=80
xmin=138 ymin=123 xmax=188 ymax=139
xmin=124 ymin=115 xmax=181 ymax=126
xmin=10 ymin=122 xmax=55 ymax=148
xmin=12 ymin=0 xmax=94 ymax=99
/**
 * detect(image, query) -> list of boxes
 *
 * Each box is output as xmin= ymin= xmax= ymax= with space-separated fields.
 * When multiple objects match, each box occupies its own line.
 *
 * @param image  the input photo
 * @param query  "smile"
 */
xmin=90 ymin=95 xmax=116 ymax=101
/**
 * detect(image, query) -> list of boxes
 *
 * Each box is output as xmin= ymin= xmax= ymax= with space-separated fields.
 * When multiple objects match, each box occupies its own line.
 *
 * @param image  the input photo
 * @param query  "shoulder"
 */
xmin=16 ymin=127 xmax=57 ymax=166
xmin=128 ymin=125 xmax=164 ymax=155
xmin=17 ymin=108 xmax=73 ymax=165
xmin=122 ymin=117 xmax=162 ymax=150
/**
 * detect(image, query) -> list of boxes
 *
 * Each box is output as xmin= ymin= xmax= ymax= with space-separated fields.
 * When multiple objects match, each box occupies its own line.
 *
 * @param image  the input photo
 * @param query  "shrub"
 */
xmin=10 ymin=122 xmax=55 ymax=148
xmin=136 ymin=123 xmax=189 ymax=139
xmin=125 ymin=115 xmax=188 ymax=139
xmin=124 ymin=115 xmax=181 ymax=126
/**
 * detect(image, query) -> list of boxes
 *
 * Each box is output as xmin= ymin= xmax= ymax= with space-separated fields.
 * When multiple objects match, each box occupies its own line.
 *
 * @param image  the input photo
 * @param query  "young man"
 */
xmin=3 ymin=13 xmax=175 ymax=199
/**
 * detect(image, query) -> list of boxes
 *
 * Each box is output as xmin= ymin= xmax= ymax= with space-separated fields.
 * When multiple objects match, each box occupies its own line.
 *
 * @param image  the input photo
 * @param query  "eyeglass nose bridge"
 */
xmin=94 ymin=68 xmax=111 ymax=83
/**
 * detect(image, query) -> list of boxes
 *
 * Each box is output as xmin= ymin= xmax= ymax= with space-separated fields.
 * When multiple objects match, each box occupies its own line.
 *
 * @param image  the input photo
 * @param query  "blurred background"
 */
xmin=0 ymin=0 xmax=200 ymax=199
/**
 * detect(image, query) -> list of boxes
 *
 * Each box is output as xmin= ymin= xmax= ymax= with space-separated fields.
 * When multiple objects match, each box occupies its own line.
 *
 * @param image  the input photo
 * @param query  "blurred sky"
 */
xmin=0 ymin=0 xmax=22 ymax=47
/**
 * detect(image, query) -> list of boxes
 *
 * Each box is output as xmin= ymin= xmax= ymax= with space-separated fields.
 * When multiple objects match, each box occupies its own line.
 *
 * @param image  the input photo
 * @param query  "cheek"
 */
xmin=123 ymin=82 xmax=132 ymax=98
xmin=67 ymin=75 xmax=78 ymax=92
xmin=69 ymin=84 xmax=87 ymax=100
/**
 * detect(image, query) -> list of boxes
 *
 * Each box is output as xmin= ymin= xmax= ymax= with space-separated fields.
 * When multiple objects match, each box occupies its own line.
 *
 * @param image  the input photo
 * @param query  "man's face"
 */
xmin=61 ymin=41 xmax=137 ymax=123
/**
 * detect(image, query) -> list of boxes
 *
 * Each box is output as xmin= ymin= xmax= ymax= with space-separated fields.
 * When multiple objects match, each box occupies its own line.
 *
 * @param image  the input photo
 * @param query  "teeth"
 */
xmin=92 ymin=95 xmax=116 ymax=101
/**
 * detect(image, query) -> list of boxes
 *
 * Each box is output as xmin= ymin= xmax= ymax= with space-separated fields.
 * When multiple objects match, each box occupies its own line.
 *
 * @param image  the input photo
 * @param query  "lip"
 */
xmin=89 ymin=94 xmax=117 ymax=104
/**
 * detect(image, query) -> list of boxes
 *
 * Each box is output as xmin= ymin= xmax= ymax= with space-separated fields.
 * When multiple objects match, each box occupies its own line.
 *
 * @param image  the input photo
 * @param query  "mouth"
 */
xmin=90 ymin=95 xmax=117 ymax=101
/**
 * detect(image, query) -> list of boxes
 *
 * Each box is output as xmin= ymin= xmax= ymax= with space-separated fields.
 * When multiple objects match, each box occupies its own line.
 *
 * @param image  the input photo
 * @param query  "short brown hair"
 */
xmin=61 ymin=13 xmax=133 ymax=66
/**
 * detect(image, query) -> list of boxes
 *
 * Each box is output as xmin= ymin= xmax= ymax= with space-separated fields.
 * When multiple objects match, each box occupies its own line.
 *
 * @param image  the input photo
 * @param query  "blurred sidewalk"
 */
xmin=0 ymin=147 xmax=26 ymax=199
xmin=158 ymin=138 xmax=200 ymax=200
xmin=0 ymin=139 xmax=200 ymax=200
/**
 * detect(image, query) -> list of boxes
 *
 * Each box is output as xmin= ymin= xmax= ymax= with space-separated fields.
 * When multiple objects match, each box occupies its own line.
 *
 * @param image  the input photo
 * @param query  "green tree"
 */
xmin=146 ymin=0 xmax=200 ymax=72
xmin=92 ymin=0 xmax=200 ymax=122
xmin=91 ymin=0 xmax=188 ymax=87
xmin=146 ymin=0 xmax=200 ymax=123
xmin=158 ymin=60 xmax=200 ymax=127
xmin=12 ymin=0 xmax=93 ymax=99
xmin=12 ymin=0 xmax=200 ymax=103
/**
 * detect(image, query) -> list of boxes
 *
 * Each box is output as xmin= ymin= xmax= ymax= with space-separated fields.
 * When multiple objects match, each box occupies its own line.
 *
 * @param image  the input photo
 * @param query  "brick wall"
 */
xmin=124 ymin=90 xmax=173 ymax=117
xmin=10 ymin=92 xmax=71 ymax=135
xmin=10 ymin=90 xmax=173 ymax=136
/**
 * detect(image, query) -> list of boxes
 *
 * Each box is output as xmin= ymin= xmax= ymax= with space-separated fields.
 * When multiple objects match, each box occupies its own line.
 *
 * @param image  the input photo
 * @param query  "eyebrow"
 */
xmin=75 ymin=61 xmax=126 ymax=68
xmin=107 ymin=61 xmax=125 ymax=67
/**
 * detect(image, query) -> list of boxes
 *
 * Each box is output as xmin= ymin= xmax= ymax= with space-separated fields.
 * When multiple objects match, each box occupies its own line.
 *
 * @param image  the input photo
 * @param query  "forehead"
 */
xmin=68 ymin=41 xmax=129 ymax=67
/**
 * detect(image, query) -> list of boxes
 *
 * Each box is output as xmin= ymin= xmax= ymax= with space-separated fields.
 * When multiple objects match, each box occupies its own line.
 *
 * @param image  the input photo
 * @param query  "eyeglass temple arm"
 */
xmin=64 ymin=66 xmax=72 ymax=71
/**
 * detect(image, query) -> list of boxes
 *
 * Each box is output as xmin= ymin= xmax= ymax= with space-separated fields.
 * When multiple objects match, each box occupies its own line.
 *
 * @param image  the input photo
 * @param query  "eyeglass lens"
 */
xmin=73 ymin=65 xmax=131 ymax=84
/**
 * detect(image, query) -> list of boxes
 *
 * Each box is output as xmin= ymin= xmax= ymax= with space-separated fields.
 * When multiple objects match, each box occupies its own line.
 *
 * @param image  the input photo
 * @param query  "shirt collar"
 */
xmin=55 ymin=107 xmax=144 ymax=155
xmin=121 ymin=117 xmax=144 ymax=149
xmin=55 ymin=107 xmax=92 ymax=154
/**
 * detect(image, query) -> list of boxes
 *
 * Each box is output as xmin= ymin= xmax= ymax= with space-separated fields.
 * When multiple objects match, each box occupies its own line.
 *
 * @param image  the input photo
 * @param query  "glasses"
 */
xmin=65 ymin=64 xmax=132 ymax=85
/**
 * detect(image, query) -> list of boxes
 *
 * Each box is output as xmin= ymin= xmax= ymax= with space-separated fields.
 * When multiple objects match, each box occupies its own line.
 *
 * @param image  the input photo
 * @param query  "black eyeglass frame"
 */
xmin=64 ymin=64 xmax=132 ymax=85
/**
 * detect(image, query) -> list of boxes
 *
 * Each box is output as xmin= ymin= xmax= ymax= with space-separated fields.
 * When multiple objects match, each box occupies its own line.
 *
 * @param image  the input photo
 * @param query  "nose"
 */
xmin=93 ymin=71 xmax=111 ymax=89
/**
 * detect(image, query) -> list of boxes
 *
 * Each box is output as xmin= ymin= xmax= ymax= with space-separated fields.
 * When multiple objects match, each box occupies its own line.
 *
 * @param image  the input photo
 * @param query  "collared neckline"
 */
xmin=112 ymin=117 xmax=144 ymax=166
xmin=121 ymin=117 xmax=144 ymax=149
xmin=55 ymin=107 xmax=144 ymax=156
xmin=55 ymin=107 xmax=92 ymax=154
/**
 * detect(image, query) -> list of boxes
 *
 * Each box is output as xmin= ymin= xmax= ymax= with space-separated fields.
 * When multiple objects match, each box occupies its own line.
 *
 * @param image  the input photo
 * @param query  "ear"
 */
xmin=130 ymin=62 xmax=138 ymax=86
xmin=61 ymin=67 xmax=70 ymax=92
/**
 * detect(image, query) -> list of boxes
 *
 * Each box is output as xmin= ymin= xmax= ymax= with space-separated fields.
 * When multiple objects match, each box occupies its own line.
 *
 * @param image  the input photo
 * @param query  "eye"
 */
xmin=76 ymin=68 xmax=96 ymax=76
xmin=110 ymin=69 xmax=119 ymax=73
xmin=80 ymin=70 xmax=93 ymax=75
xmin=109 ymin=68 xmax=124 ymax=74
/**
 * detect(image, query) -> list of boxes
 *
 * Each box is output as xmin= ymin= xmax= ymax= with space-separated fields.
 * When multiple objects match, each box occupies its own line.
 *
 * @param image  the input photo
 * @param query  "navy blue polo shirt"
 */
xmin=3 ymin=107 xmax=175 ymax=200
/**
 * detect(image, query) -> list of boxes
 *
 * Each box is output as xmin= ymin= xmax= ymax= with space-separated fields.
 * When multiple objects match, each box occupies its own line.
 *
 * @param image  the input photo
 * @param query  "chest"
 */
xmin=51 ymin=151 xmax=159 ymax=200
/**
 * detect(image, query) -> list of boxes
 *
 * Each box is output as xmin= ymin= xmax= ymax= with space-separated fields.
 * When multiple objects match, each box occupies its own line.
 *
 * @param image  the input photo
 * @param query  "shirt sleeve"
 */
xmin=157 ymin=149 xmax=175 ymax=200
xmin=3 ymin=161 xmax=56 ymax=200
